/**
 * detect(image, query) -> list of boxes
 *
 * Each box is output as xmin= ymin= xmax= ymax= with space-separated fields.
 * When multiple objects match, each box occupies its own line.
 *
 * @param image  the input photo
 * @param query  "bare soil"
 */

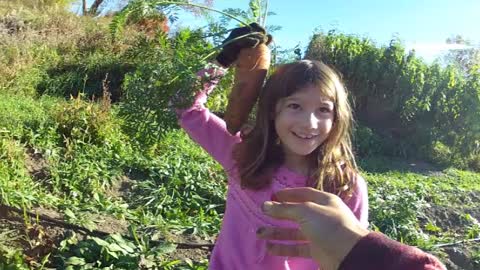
xmin=420 ymin=191 xmax=480 ymax=270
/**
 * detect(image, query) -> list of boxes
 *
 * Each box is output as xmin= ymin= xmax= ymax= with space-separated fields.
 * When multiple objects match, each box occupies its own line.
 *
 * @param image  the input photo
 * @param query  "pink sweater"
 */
xmin=177 ymin=67 xmax=369 ymax=270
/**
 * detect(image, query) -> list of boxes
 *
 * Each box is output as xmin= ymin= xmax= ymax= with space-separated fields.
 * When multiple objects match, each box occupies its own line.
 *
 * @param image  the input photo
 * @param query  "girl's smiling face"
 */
xmin=274 ymin=84 xmax=335 ymax=160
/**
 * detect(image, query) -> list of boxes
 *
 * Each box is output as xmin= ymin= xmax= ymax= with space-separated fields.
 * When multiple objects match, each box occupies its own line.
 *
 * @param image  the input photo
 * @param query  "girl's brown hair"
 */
xmin=233 ymin=60 xmax=358 ymax=197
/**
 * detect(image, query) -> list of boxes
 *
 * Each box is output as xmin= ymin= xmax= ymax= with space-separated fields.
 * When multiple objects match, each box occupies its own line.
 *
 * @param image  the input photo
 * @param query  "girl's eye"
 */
xmin=318 ymin=107 xmax=332 ymax=113
xmin=287 ymin=103 xmax=300 ymax=110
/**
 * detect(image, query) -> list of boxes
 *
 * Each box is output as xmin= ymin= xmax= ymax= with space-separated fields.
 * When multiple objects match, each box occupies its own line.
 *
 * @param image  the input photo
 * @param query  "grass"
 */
xmin=361 ymin=156 xmax=480 ymax=255
xmin=0 ymin=88 xmax=225 ymax=268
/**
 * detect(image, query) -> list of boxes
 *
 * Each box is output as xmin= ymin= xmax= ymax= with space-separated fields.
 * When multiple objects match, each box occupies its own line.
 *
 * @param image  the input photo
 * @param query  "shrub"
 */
xmin=305 ymin=30 xmax=480 ymax=169
xmin=119 ymin=28 xmax=233 ymax=147
xmin=0 ymin=93 xmax=58 ymax=140
xmin=126 ymin=129 xmax=226 ymax=235
xmin=353 ymin=125 xmax=384 ymax=157
xmin=468 ymin=155 xmax=480 ymax=172
xmin=0 ymin=137 xmax=43 ymax=207
xmin=428 ymin=141 xmax=454 ymax=168
xmin=38 ymin=53 xmax=134 ymax=101
xmin=48 ymin=95 xmax=133 ymax=200
xmin=54 ymin=94 xmax=114 ymax=145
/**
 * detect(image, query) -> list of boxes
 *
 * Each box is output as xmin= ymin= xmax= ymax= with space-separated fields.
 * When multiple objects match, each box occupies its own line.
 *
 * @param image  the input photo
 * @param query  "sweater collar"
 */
xmin=274 ymin=166 xmax=309 ymax=186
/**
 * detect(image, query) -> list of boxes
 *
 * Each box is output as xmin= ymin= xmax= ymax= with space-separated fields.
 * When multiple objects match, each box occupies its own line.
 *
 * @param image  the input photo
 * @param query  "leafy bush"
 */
xmin=55 ymin=231 xmax=208 ymax=269
xmin=48 ymin=95 xmax=132 ymax=200
xmin=305 ymin=30 xmax=480 ymax=170
xmin=54 ymin=94 xmax=115 ymax=145
xmin=468 ymin=154 xmax=480 ymax=172
xmin=0 ymin=248 xmax=29 ymax=270
xmin=368 ymin=173 xmax=429 ymax=244
xmin=0 ymin=137 xmax=43 ymax=207
xmin=126 ymin=129 xmax=226 ymax=235
xmin=56 ymin=232 xmax=179 ymax=269
xmin=119 ymin=28 xmax=233 ymax=147
xmin=353 ymin=125 xmax=384 ymax=157
xmin=428 ymin=141 xmax=454 ymax=168
xmin=0 ymin=93 xmax=57 ymax=140
xmin=38 ymin=53 xmax=134 ymax=101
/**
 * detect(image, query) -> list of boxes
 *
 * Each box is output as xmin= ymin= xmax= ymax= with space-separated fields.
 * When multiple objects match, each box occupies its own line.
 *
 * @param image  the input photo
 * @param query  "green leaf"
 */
xmin=424 ymin=222 xmax=441 ymax=233
xmin=64 ymin=209 xmax=76 ymax=220
xmin=104 ymin=248 xmax=119 ymax=259
xmin=249 ymin=0 xmax=261 ymax=22
xmin=107 ymin=243 xmax=129 ymax=254
xmin=154 ymin=242 xmax=177 ymax=254
xmin=91 ymin=237 xmax=109 ymax=247
xmin=66 ymin=256 xmax=86 ymax=266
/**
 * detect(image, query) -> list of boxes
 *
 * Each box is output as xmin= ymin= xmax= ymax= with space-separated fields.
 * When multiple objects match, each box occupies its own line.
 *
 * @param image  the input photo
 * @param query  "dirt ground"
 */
xmin=421 ymin=192 xmax=480 ymax=270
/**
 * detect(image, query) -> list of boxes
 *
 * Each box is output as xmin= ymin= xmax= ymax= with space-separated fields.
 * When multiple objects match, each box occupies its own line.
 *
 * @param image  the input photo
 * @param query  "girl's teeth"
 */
xmin=294 ymin=133 xmax=315 ymax=139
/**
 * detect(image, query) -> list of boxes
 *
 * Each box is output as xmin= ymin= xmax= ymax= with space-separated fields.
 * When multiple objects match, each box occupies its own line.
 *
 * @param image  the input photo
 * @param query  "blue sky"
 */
xmin=76 ymin=0 xmax=480 ymax=62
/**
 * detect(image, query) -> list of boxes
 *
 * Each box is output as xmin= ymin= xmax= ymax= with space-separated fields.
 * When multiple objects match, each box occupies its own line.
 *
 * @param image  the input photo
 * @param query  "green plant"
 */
xmin=472 ymin=249 xmax=480 ymax=269
xmin=54 ymin=94 xmax=114 ymax=145
xmin=464 ymin=214 xmax=480 ymax=239
xmin=368 ymin=174 xmax=430 ymax=245
xmin=0 ymin=248 xmax=30 ymax=270
xmin=56 ymin=231 xmax=180 ymax=269
xmin=126 ymin=129 xmax=226 ymax=235
xmin=119 ymin=28 xmax=216 ymax=146
xmin=428 ymin=141 xmax=453 ymax=168
xmin=38 ymin=53 xmax=134 ymax=100
xmin=305 ymin=30 xmax=480 ymax=170
xmin=0 ymin=93 xmax=57 ymax=140
xmin=468 ymin=154 xmax=480 ymax=172
xmin=0 ymin=137 xmax=44 ymax=207
xmin=353 ymin=125 xmax=384 ymax=157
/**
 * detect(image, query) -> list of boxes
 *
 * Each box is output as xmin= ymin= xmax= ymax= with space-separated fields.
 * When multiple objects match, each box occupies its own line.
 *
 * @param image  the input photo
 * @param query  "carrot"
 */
xmin=224 ymin=43 xmax=271 ymax=135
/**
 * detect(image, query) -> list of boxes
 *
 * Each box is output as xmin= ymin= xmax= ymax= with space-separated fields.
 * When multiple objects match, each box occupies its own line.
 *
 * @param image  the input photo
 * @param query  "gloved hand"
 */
xmin=216 ymin=22 xmax=272 ymax=68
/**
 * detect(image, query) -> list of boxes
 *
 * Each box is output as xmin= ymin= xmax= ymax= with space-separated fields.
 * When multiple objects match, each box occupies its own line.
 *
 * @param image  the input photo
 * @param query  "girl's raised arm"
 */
xmin=176 ymin=23 xmax=271 ymax=172
xmin=176 ymin=65 xmax=240 ymax=172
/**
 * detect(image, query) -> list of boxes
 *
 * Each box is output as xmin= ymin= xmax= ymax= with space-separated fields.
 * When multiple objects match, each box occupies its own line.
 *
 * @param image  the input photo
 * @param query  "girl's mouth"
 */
xmin=292 ymin=131 xmax=318 ymax=140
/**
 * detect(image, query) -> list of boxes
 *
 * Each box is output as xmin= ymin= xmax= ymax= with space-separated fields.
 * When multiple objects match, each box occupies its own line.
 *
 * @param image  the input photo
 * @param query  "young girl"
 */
xmin=176 ymin=44 xmax=368 ymax=269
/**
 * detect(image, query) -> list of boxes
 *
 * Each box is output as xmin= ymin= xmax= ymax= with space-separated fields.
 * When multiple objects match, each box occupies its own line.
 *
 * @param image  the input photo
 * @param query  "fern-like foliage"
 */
xmin=109 ymin=0 xmax=267 ymax=40
xmin=110 ymin=0 xmax=187 ymax=40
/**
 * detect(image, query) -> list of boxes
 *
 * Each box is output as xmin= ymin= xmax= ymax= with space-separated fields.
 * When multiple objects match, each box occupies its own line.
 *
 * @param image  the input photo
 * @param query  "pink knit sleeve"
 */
xmin=345 ymin=174 xmax=369 ymax=228
xmin=177 ymin=66 xmax=241 ymax=172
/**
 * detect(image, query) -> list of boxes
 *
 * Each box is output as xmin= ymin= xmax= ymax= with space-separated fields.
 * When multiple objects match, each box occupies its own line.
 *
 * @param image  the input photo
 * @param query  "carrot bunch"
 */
xmin=224 ymin=43 xmax=271 ymax=135
xmin=215 ymin=23 xmax=272 ymax=135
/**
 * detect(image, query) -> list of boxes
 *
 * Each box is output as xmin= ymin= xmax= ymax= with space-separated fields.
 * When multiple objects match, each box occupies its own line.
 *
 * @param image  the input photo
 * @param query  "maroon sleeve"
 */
xmin=339 ymin=232 xmax=447 ymax=270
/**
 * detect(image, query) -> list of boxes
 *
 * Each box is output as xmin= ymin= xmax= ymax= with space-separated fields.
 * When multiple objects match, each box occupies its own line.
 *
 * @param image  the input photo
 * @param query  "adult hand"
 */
xmin=257 ymin=187 xmax=369 ymax=270
xmin=215 ymin=22 xmax=272 ymax=68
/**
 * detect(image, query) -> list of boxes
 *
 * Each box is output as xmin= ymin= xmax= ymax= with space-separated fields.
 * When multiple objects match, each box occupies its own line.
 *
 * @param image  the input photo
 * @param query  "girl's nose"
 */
xmin=304 ymin=112 xmax=318 ymax=129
